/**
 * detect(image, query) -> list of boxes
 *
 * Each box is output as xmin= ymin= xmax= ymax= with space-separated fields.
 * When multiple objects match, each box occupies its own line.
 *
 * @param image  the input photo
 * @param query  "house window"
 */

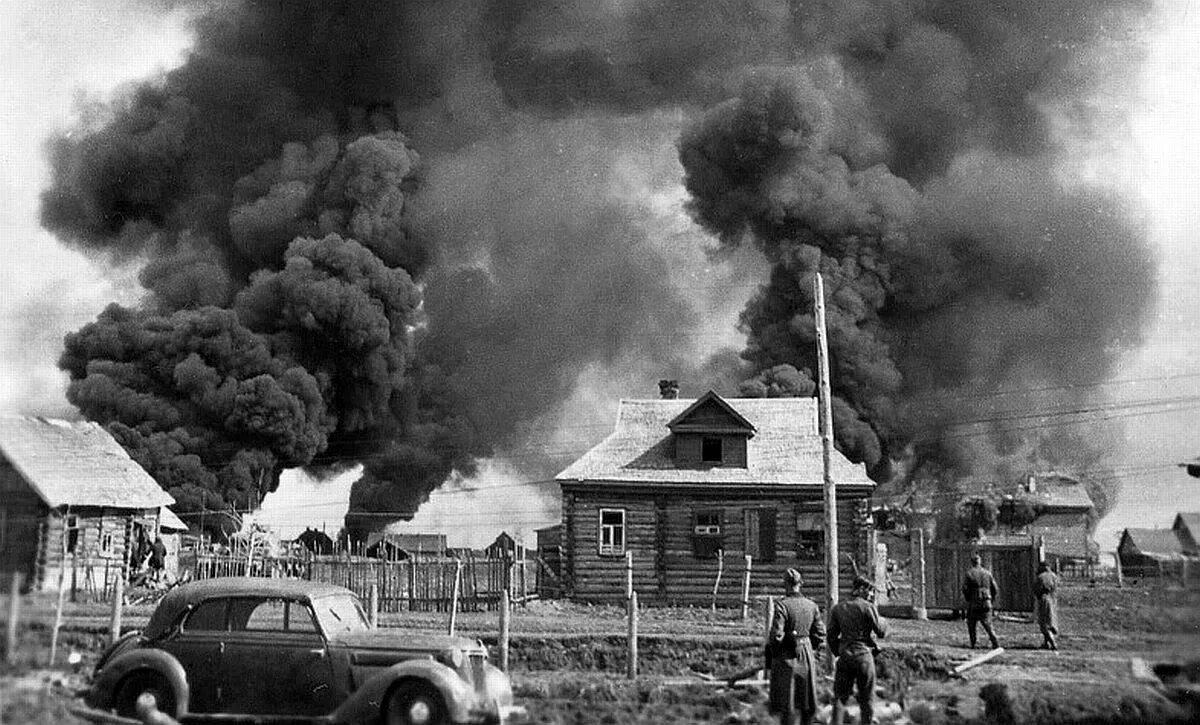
xmin=692 ymin=509 xmax=723 ymax=559
xmin=598 ymin=509 xmax=626 ymax=556
xmin=101 ymin=532 xmax=116 ymax=554
xmin=66 ymin=516 xmax=79 ymax=554
xmin=744 ymin=508 xmax=777 ymax=562
xmin=701 ymin=437 xmax=723 ymax=463
xmin=796 ymin=509 xmax=823 ymax=560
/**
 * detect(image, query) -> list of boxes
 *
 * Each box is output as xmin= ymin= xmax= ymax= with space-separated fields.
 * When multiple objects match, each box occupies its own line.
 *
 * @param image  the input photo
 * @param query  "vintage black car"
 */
xmin=87 ymin=577 xmax=515 ymax=724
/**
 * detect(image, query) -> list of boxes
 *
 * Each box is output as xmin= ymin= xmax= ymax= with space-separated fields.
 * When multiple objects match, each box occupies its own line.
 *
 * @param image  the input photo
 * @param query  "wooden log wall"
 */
xmin=39 ymin=507 xmax=156 ymax=595
xmin=567 ymin=490 xmax=872 ymax=607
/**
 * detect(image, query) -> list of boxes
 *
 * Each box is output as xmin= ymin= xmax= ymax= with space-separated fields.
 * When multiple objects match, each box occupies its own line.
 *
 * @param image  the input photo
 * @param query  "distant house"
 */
xmin=1117 ymin=528 xmax=1185 ymax=577
xmin=1173 ymin=513 xmax=1200 ymax=556
xmin=485 ymin=531 xmax=518 ymax=559
xmin=955 ymin=472 xmax=1097 ymax=565
xmin=0 ymin=416 xmax=174 ymax=592
xmin=366 ymin=532 xmax=447 ymax=559
xmin=1016 ymin=473 xmax=1096 ymax=564
xmin=555 ymin=390 xmax=876 ymax=605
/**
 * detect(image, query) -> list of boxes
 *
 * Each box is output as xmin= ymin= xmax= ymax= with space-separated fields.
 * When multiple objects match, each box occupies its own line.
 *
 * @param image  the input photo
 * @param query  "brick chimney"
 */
xmin=658 ymin=380 xmax=679 ymax=399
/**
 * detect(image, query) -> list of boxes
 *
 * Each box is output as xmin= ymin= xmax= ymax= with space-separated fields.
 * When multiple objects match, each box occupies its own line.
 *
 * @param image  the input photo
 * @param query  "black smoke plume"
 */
xmin=43 ymin=1 xmax=1153 ymax=536
xmin=677 ymin=2 xmax=1156 ymax=518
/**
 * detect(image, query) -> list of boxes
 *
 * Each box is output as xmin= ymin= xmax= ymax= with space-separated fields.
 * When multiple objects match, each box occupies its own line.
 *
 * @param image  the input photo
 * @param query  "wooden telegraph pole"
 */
xmin=813 ymin=272 xmax=839 ymax=612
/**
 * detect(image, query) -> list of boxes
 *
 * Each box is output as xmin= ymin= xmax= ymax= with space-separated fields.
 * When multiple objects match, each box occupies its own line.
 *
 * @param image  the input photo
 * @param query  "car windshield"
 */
xmin=313 ymin=594 xmax=370 ymax=635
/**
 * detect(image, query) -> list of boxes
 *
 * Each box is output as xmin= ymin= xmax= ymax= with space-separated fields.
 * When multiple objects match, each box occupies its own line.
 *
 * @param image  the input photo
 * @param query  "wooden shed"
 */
xmin=1173 ymin=512 xmax=1200 ymax=556
xmin=1117 ymin=528 xmax=1185 ymax=578
xmin=555 ymin=391 xmax=876 ymax=606
xmin=0 ymin=416 xmax=174 ymax=592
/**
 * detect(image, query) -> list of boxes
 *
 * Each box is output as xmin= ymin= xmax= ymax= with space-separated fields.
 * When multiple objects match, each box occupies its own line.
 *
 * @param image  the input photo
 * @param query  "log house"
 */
xmin=556 ymin=391 xmax=876 ymax=606
xmin=0 ymin=416 xmax=175 ymax=592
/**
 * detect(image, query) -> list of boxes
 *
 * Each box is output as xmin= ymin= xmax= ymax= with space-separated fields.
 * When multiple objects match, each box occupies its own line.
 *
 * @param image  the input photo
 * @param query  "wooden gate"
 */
xmin=926 ymin=541 xmax=1037 ymax=613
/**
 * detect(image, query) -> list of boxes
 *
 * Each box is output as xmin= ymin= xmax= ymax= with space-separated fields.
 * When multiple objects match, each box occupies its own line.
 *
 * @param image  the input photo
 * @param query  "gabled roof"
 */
xmin=0 ymin=416 xmax=173 ymax=510
xmin=1174 ymin=512 xmax=1200 ymax=537
xmin=956 ymin=472 xmax=1094 ymax=511
xmin=1119 ymin=528 xmax=1183 ymax=558
xmin=367 ymin=532 xmax=446 ymax=552
xmin=556 ymin=395 xmax=875 ymax=487
xmin=666 ymin=390 xmax=756 ymax=436
xmin=1025 ymin=473 xmax=1094 ymax=510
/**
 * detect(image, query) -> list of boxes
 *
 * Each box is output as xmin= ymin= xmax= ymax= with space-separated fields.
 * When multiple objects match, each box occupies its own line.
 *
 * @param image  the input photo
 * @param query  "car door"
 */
xmin=156 ymin=597 xmax=227 ymax=713
xmin=220 ymin=597 xmax=338 ymax=716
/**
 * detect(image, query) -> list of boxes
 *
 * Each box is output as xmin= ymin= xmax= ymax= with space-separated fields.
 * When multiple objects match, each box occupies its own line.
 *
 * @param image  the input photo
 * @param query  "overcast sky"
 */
xmin=1 ymin=0 xmax=1198 ymax=549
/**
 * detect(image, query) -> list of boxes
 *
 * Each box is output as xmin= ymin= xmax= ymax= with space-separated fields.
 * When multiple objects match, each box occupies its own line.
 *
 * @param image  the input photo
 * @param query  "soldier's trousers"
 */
xmin=966 ymin=603 xmax=999 ymax=648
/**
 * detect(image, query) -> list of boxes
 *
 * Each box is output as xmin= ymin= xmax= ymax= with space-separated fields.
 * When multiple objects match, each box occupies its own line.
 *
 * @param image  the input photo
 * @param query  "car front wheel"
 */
xmin=385 ymin=681 xmax=448 ymax=725
xmin=114 ymin=670 xmax=177 ymax=719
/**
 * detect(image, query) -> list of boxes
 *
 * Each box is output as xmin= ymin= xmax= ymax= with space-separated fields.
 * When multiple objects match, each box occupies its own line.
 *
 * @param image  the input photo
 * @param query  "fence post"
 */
xmin=448 ymin=561 xmax=463 ymax=636
xmin=874 ymin=542 xmax=889 ymax=605
xmin=5 ymin=572 xmax=20 ymax=666
xmin=763 ymin=595 xmax=774 ymax=677
xmin=110 ymin=573 xmax=124 ymax=645
xmin=499 ymin=588 xmax=510 ymax=673
xmin=369 ymin=583 xmax=379 ymax=630
xmin=741 ymin=555 xmax=753 ymax=620
xmin=711 ymin=549 xmax=724 ymax=612
xmin=911 ymin=528 xmax=928 ymax=621
xmin=627 ymin=591 xmax=639 ymax=679
xmin=625 ymin=550 xmax=633 ymax=601
xmin=49 ymin=523 xmax=69 ymax=666
xmin=1113 ymin=552 xmax=1124 ymax=588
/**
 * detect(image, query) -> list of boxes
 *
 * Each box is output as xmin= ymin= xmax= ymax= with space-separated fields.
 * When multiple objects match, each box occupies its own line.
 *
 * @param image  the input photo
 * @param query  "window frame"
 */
xmin=598 ymin=508 xmax=626 ymax=556
xmin=691 ymin=508 xmax=724 ymax=560
xmin=182 ymin=597 xmax=230 ymax=633
xmin=744 ymin=507 xmax=778 ymax=563
xmin=65 ymin=515 xmax=79 ymax=554
xmin=796 ymin=505 xmax=824 ymax=561
xmin=701 ymin=436 xmax=723 ymax=463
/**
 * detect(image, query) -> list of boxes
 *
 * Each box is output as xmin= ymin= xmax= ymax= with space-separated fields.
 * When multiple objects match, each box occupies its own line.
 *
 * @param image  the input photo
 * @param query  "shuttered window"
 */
xmin=796 ymin=508 xmax=823 ymax=560
xmin=692 ymin=509 xmax=723 ymax=559
xmin=744 ymin=508 xmax=777 ymax=562
xmin=599 ymin=509 xmax=626 ymax=555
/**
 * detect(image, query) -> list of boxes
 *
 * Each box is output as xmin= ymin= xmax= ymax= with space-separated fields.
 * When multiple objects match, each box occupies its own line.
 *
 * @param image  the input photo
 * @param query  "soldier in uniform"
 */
xmin=766 ymin=568 xmax=826 ymax=725
xmin=962 ymin=554 xmax=1000 ymax=649
xmin=1033 ymin=561 xmax=1060 ymax=650
xmin=828 ymin=576 xmax=888 ymax=725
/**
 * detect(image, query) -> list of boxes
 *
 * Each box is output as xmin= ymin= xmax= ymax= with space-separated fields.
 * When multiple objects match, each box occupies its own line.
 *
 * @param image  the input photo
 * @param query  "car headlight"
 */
xmin=438 ymin=647 xmax=464 ymax=669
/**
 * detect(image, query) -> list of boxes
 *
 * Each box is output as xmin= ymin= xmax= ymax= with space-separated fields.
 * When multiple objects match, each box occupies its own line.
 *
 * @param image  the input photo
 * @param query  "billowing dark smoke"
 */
xmin=43 ymin=0 xmax=1153 ymax=535
xmin=676 ymin=2 xmax=1156 ymax=518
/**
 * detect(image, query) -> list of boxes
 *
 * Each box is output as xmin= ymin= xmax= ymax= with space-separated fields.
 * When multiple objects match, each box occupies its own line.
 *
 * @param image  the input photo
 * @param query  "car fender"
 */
xmin=330 ymin=659 xmax=474 ymax=724
xmin=88 ymin=647 xmax=191 ymax=717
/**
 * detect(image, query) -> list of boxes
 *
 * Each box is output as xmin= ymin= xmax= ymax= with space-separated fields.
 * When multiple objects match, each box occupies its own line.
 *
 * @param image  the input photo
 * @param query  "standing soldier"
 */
xmin=828 ymin=576 xmax=888 ymax=725
xmin=962 ymin=554 xmax=1001 ymax=649
xmin=766 ymin=568 xmax=826 ymax=725
xmin=1033 ymin=561 xmax=1060 ymax=650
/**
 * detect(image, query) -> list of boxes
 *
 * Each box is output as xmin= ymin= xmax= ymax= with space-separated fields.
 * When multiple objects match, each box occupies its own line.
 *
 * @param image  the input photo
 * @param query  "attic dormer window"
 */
xmin=701 ymin=437 xmax=722 ymax=463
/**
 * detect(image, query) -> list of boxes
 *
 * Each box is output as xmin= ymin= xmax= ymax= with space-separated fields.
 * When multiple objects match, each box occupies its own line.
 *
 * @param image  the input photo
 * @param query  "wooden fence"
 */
xmin=925 ymin=541 xmax=1037 ymax=613
xmin=187 ymin=552 xmax=537 ymax=612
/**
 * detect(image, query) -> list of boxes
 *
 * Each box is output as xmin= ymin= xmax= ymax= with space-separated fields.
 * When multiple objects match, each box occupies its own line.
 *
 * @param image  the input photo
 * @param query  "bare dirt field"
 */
xmin=2 ymin=582 xmax=1197 ymax=724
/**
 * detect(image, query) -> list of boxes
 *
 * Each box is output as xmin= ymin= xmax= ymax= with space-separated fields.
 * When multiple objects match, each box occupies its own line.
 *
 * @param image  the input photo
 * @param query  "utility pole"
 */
xmin=813 ymin=272 xmax=839 ymax=612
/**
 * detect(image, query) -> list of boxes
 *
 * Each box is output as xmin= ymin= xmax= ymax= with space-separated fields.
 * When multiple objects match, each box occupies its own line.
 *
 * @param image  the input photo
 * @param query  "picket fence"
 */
xmin=187 ymin=552 xmax=536 ymax=612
